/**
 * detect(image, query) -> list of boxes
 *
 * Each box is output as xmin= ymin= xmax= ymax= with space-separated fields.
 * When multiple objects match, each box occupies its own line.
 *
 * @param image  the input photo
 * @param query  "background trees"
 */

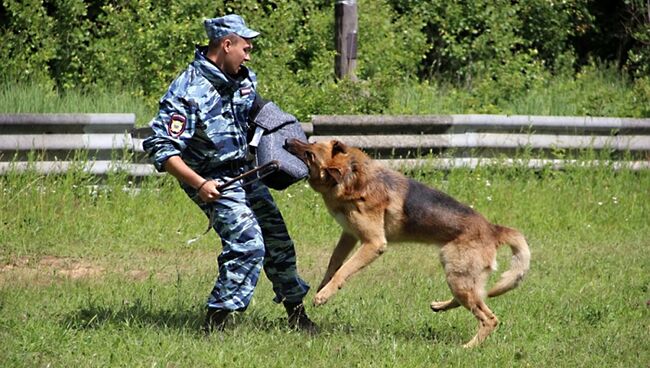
xmin=1 ymin=0 xmax=648 ymax=117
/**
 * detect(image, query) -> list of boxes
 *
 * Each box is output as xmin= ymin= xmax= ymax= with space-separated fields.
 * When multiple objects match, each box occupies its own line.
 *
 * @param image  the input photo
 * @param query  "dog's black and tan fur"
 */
xmin=286 ymin=139 xmax=530 ymax=348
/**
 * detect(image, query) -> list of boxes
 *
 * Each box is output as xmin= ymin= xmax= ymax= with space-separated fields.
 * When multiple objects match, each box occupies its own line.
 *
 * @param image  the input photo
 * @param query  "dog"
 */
xmin=285 ymin=139 xmax=530 ymax=348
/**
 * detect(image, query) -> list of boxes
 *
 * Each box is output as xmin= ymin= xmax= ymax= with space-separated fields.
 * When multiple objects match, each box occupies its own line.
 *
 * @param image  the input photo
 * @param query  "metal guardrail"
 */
xmin=308 ymin=115 xmax=650 ymax=169
xmin=0 ymin=113 xmax=135 ymax=133
xmin=311 ymin=114 xmax=650 ymax=134
xmin=1 ymin=113 xmax=649 ymax=176
xmin=0 ymin=113 xmax=156 ymax=176
xmin=310 ymin=114 xmax=650 ymax=149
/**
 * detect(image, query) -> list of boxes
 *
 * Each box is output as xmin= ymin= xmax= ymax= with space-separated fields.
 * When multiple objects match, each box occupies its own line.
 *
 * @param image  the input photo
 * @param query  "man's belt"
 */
xmin=214 ymin=158 xmax=251 ymax=172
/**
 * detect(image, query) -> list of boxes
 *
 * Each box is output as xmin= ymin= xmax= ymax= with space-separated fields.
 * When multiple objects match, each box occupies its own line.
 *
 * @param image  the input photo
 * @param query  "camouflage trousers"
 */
xmin=182 ymin=165 xmax=310 ymax=311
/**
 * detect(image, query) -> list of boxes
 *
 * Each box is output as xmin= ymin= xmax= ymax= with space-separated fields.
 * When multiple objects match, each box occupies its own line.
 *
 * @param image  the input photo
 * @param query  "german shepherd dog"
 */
xmin=285 ymin=139 xmax=530 ymax=348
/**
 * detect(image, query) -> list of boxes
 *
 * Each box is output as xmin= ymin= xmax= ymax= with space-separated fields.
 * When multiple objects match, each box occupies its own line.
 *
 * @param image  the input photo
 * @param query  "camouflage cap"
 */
xmin=204 ymin=14 xmax=260 ymax=40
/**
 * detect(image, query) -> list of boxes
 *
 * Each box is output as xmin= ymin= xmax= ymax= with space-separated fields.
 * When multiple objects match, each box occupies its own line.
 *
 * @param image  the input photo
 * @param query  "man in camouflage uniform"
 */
xmin=142 ymin=14 xmax=317 ymax=334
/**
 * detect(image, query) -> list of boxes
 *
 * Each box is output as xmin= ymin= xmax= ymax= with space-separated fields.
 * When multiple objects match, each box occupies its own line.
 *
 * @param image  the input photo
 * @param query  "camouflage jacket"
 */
xmin=143 ymin=46 xmax=257 ymax=174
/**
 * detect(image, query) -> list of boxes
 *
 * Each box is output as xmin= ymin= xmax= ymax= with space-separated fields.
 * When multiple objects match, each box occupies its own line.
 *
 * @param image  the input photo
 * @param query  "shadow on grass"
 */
xmin=61 ymin=300 xmax=204 ymax=332
xmin=242 ymin=306 xmax=467 ymax=345
xmin=395 ymin=323 xmax=467 ymax=346
xmin=61 ymin=300 xmax=464 ymax=344
xmin=61 ymin=300 xmax=326 ymax=335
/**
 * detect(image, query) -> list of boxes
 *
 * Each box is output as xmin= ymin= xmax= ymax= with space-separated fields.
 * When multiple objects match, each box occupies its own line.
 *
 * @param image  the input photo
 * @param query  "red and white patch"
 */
xmin=167 ymin=113 xmax=186 ymax=138
xmin=240 ymin=87 xmax=252 ymax=96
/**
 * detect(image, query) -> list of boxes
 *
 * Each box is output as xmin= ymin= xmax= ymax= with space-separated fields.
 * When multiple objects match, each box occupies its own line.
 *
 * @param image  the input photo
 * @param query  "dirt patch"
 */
xmin=39 ymin=255 xmax=105 ymax=278
xmin=0 ymin=249 xmax=226 ymax=287
xmin=0 ymin=251 xmax=204 ymax=286
xmin=0 ymin=255 xmax=105 ymax=285
xmin=125 ymin=269 xmax=149 ymax=281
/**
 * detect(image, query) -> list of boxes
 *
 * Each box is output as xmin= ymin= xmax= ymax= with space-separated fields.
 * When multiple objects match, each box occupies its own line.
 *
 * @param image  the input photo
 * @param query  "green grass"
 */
xmin=2 ymin=62 xmax=648 ymax=125
xmin=1 ymin=161 xmax=648 ymax=367
xmin=387 ymin=63 xmax=648 ymax=118
xmin=0 ymin=82 xmax=156 ymax=127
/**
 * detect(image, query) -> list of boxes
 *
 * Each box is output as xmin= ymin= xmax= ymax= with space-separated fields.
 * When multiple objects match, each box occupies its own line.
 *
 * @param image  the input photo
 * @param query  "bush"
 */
xmin=0 ymin=0 xmax=57 ymax=87
xmin=0 ymin=0 xmax=647 ymax=119
xmin=242 ymin=0 xmax=428 ymax=117
xmin=623 ymin=0 xmax=650 ymax=78
xmin=632 ymin=76 xmax=650 ymax=117
xmin=88 ymin=0 xmax=215 ymax=98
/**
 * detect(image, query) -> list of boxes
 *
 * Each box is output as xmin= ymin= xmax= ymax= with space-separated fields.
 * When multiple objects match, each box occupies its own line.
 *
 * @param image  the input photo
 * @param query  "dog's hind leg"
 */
xmin=440 ymin=245 xmax=498 ymax=347
xmin=430 ymin=243 xmax=478 ymax=313
xmin=318 ymin=232 xmax=358 ymax=291
xmin=462 ymin=297 xmax=499 ymax=348
xmin=446 ymin=270 xmax=498 ymax=348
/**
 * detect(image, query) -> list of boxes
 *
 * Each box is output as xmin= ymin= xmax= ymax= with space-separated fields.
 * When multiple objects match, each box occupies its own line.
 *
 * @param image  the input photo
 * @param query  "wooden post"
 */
xmin=335 ymin=0 xmax=358 ymax=80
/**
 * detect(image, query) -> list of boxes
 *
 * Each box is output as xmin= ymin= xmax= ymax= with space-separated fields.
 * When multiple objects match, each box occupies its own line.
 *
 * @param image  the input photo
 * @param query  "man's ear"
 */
xmin=331 ymin=140 xmax=347 ymax=157
xmin=222 ymin=38 xmax=234 ymax=53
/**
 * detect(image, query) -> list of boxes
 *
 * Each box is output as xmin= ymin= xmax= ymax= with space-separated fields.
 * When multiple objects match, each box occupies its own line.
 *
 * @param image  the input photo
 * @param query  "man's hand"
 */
xmin=163 ymin=156 xmax=222 ymax=202
xmin=197 ymin=179 xmax=222 ymax=203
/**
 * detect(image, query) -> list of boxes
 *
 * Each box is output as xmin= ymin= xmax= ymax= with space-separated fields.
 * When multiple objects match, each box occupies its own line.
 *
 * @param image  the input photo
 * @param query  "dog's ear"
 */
xmin=331 ymin=140 xmax=347 ymax=157
xmin=325 ymin=167 xmax=343 ymax=184
xmin=325 ymin=165 xmax=350 ymax=184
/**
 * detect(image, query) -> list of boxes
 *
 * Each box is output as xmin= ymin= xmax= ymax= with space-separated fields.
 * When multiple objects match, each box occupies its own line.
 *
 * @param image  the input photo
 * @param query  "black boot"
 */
xmin=284 ymin=301 xmax=319 ymax=335
xmin=203 ymin=307 xmax=229 ymax=336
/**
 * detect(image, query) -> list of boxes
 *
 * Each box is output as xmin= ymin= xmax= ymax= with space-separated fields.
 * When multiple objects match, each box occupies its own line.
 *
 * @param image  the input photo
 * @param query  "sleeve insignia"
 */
xmin=167 ymin=113 xmax=187 ymax=138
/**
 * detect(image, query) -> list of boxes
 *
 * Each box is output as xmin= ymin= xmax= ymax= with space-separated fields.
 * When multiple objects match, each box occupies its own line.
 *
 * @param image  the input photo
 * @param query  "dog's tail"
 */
xmin=487 ymin=225 xmax=531 ymax=298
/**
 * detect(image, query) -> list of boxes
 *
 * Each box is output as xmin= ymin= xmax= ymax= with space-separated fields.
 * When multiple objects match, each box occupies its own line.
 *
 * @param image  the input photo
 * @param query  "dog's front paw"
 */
xmin=313 ymin=288 xmax=333 ymax=306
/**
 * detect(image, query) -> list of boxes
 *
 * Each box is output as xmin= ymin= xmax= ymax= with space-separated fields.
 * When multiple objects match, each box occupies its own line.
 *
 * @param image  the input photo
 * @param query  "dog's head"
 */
xmin=285 ymin=138 xmax=366 ymax=195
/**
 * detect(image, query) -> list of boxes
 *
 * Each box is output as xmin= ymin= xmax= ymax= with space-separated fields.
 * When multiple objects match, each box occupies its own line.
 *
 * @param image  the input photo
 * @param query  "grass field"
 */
xmin=1 ymin=160 xmax=648 ymax=367
xmin=2 ymin=62 xmax=647 ymax=126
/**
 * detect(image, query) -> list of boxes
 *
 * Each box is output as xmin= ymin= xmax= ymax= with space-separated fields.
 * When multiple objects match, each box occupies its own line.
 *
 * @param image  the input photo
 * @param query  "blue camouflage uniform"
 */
xmin=142 ymin=23 xmax=310 ymax=311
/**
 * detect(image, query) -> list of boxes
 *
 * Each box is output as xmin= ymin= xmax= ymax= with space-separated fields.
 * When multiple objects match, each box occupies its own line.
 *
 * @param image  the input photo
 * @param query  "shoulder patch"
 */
xmin=240 ymin=87 xmax=252 ymax=96
xmin=167 ymin=113 xmax=187 ymax=138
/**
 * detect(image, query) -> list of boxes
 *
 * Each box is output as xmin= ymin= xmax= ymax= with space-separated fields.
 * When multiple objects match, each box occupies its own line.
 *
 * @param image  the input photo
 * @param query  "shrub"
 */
xmin=631 ymin=76 xmax=650 ymax=117
xmin=0 ymin=0 xmax=57 ymax=87
xmin=0 ymin=0 xmax=646 ymax=119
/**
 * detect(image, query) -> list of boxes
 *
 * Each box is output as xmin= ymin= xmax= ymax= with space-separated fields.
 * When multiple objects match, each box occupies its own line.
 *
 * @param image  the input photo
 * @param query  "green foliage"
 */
xmin=49 ymin=0 xmax=94 ymax=90
xmin=632 ymin=76 xmax=650 ymax=117
xmin=385 ymin=0 xmax=580 ymax=110
xmin=623 ymin=0 xmax=650 ymax=77
xmin=243 ymin=0 xmax=428 ymax=117
xmin=89 ymin=0 xmax=218 ymax=99
xmin=236 ymin=1 xmax=337 ymax=117
xmin=516 ymin=0 xmax=592 ymax=71
xmin=0 ymin=0 xmax=57 ymax=87
xmin=0 ymin=0 xmax=647 ymax=118
xmin=417 ymin=0 xmax=528 ymax=80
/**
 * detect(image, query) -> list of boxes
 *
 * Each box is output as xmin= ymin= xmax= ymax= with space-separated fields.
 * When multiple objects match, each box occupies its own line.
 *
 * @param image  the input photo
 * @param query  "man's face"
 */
xmin=223 ymin=36 xmax=253 ymax=76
